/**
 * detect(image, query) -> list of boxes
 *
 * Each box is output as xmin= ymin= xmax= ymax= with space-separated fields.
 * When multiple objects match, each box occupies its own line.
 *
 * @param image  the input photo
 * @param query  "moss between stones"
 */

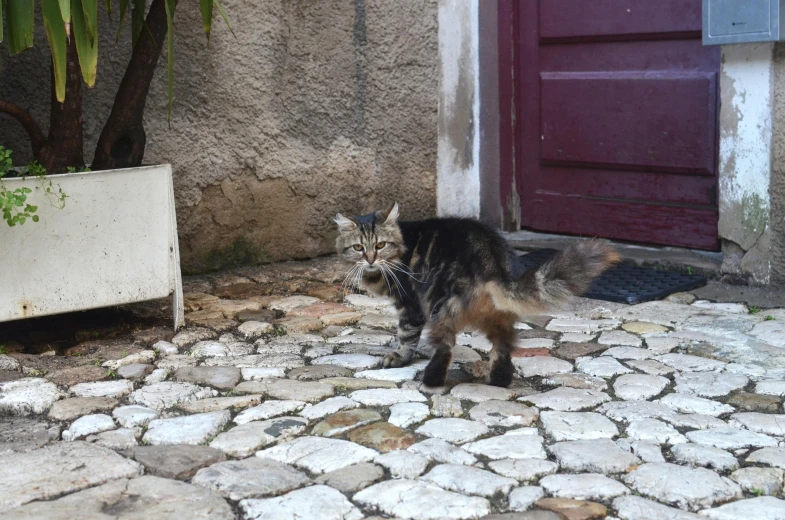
xmin=187 ymin=237 xmax=270 ymax=275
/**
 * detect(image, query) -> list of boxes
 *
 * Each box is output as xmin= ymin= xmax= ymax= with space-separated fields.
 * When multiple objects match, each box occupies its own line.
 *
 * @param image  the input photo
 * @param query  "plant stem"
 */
xmin=37 ymin=34 xmax=85 ymax=171
xmin=92 ymin=0 xmax=178 ymax=170
xmin=0 ymin=101 xmax=46 ymax=157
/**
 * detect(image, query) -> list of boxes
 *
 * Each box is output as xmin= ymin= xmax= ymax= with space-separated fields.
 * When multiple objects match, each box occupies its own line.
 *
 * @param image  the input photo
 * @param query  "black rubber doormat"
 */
xmin=516 ymin=248 xmax=707 ymax=304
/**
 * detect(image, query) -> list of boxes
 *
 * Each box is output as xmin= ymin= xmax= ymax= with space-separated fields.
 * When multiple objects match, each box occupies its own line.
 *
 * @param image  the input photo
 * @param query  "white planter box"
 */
xmin=0 ymin=164 xmax=184 ymax=329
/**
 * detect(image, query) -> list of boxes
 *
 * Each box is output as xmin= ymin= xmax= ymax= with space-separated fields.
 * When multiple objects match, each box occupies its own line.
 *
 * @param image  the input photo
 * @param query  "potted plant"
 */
xmin=0 ymin=0 xmax=231 ymax=328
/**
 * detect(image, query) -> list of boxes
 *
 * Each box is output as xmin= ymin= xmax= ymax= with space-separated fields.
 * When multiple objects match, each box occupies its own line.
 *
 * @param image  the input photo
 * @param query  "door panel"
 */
xmin=540 ymin=73 xmax=717 ymax=175
xmin=504 ymin=0 xmax=721 ymax=249
xmin=540 ymin=0 xmax=702 ymax=40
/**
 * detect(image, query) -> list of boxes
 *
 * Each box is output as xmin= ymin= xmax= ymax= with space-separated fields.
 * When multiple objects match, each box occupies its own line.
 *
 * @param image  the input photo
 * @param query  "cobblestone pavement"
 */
xmin=2 ymin=256 xmax=785 ymax=519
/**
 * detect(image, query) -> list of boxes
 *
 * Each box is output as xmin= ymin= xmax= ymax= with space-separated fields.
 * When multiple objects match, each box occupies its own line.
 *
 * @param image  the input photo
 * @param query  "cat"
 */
xmin=334 ymin=202 xmax=619 ymax=387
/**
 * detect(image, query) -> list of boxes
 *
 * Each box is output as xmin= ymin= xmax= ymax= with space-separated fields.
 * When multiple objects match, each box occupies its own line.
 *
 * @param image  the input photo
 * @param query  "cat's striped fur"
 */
xmin=335 ymin=203 xmax=619 ymax=387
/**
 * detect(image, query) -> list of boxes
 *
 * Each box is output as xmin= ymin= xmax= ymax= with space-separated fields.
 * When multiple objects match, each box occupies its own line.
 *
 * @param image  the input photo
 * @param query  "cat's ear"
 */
xmin=334 ymin=213 xmax=357 ymax=232
xmin=380 ymin=202 xmax=399 ymax=225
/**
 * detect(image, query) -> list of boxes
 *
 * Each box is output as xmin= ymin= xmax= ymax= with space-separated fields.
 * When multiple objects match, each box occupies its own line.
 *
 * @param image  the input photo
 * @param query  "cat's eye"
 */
xmin=352 ymin=244 xmax=363 ymax=251
xmin=375 ymin=242 xmax=387 ymax=250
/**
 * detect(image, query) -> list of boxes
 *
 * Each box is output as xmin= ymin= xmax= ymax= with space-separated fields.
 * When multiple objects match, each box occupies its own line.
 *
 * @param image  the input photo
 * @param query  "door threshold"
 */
xmin=502 ymin=230 xmax=722 ymax=277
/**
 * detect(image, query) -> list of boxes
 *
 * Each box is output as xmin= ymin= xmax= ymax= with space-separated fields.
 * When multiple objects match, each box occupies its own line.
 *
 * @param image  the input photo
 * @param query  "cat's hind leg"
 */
xmin=486 ymin=323 xmax=516 ymax=387
xmin=421 ymin=318 xmax=457 ymax=387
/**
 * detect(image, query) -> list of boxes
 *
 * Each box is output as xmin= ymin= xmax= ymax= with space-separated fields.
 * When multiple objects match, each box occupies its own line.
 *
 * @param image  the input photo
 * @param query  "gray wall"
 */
xmin=1 ymin=0 xmax=438 ymax=273
xmin=772 ymin=44 xmax=785 ymax=285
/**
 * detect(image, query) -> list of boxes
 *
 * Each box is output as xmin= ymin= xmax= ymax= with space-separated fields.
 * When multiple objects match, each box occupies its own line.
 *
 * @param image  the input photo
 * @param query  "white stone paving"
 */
xmin=614 ymin=374 xmax=669 ymax=401
xmin=375 ymin=450 xmax=430 ymax=479
xmin=420 ymin=463 xmax=517 ymax=497
xmin=240 ymin=484 xmax=362 ymax=520
xmin=514 ymin=356 xmax=573 ymax=378
xmin=257 ymin=436 xmax=377 ymax=474
xmin=299 ymin=396 xmax=358 ymax=420
xmin=349 ymin=388 xmax=427 ymax=406
xmin=3 ymin=260 xmax=784 ymax=519
xmin=388 ymin=402 xmax=430 ymax=428
xmin=70 ymin=380 xmax=134 ymax=399
xmin=353 ymin=479 xmax=491 ymax=520
xmin=670 ymin=443 xmax=739 ymax=473
xmin=143 ymin=411 xmax=230 ymax=446
xmin=549 ymin=439 xmax=641 ymax=474
xmin=658 ymin=393 xmax=735 ymax=417
xmin=0 ymin=378 xmax=64 ymax=415
xmin=540 ymin=411 xmax=618 ymax=441
xmin=62 ymin=414 xmax=116 ymax=441
xmin=540 ymin=473 xmax=630 ymax=500
xmin=576 ymin=356 xmax=633 ymax=378
xmin=523 ymin=387 xmax=611 ymax=411
xmin=487 ymin=458 xmax=559 ymax=482
xmin=685 ymin=427 xmax=778 ymax=450
xmin=626 ymin=418 xmax=687 ymax=445
xmin=408 ymin=438 xmax=478 ymax=465
xmin=415 ymin=418 xmax=489 ymax=444
xmin=624 ymin=463 xmax=742 ymax=511
xmin=463 ymin=432 xmax=547 ymax=460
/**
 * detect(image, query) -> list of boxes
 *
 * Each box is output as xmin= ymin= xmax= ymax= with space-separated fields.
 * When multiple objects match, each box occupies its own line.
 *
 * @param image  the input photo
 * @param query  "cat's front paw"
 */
xmin=383 ymin=352 xmax=406 ymax=368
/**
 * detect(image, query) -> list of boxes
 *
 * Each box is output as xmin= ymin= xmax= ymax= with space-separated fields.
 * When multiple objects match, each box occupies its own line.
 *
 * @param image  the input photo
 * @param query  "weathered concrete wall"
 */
xmin=0 ymin=0 xmax=438 ymax=273
xmin=436 ymin=0 xmax=480 ymax=218
xmin=771 ymin=44 xmax=785 ymax=286
xmin=718 ymin=44 xmax=779 ymax=285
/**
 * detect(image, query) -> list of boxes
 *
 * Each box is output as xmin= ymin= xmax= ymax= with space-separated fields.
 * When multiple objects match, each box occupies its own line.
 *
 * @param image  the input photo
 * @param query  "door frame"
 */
xmin=496 ymin=0 xmax=519 ymax=231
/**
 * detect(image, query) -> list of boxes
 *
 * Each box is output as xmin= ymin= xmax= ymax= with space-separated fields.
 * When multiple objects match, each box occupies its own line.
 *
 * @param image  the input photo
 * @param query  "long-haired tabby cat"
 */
xmin=335 ymin=202 xmax=619 ymax=387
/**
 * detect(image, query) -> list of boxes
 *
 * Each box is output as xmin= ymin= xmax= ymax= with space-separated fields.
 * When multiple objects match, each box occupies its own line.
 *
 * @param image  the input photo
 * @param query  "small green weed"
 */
xmin=0 ymin=345 xmax=7 ymax=355
xmin=0 ymin=146 xmax=69 ymax=227
xmin=749 ymin=306 xmax=761 ymax=314
xmin=686 ymin=266 xmax=694 ymax=275
xmin=766 ymin=315 xmax=775 ymax=321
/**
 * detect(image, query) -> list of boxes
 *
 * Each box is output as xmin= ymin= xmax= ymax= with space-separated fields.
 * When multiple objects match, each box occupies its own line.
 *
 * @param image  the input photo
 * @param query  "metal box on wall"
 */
xmin=703 ymin=0 xmax=785 ymax=45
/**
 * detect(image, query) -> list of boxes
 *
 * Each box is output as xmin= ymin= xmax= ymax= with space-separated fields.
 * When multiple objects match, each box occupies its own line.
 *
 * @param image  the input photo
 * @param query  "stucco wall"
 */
xmin=718 ymin=43 xmax=785 ymax=286
xmin=436 ymin=0 xmax=480 ymax=218
xmin=0 ymin=0 xmax=438 ymax=273
xmin=718 ymin=44 xmax=774 ymax=284
xmin=771 ymin=44 xmax=785 ymax=286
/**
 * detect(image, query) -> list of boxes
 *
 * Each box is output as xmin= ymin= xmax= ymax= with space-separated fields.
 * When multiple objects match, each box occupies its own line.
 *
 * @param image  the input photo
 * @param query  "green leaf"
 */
xmin=164 ymin=0 xmax=175 ymax=124
xmin=32 ymin=215 xmax=40 ymax=222
xmin=81 ymin=0 xmax=98 ymax=43
xmin=131 ymin=0 xmax=146 ymax=46
xmin=42 ymin=0 xmax=69 ymax=102
xmin=57 ymin=0 xmax=70 ymax=22
xmin=6 ymin=0 xmax=35 ymax=54
xmin=199 ymin=0 xmax=212 ymax=46
xmin=214 ymin=0 xmax=234 ymax=37
xmin=116 ymin=0 xmax=129 ymax=40
xmin=72 ymin=0 xmax=99 ymax=86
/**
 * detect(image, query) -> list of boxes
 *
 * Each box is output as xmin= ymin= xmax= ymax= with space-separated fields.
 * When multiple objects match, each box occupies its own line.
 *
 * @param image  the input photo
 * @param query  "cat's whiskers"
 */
xmin=377 ymin=263 xmax=394 ymax=295
xmin=340 ymin=264 xmax=359 ymax=295
xmin=341 ymin=262 xmax=364 ymax=295
xmin=379 ymin=261 xmax=408 ymax=298
xmin=384 ymin=259 xmax=425 ymax=283
xmin=351 ymin=263 xmax=365 ymax=293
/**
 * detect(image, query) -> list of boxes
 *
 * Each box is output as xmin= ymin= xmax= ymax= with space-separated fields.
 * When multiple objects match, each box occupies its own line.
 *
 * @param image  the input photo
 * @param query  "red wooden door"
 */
xmin=499 ymin=0 xmax=720 ymax=250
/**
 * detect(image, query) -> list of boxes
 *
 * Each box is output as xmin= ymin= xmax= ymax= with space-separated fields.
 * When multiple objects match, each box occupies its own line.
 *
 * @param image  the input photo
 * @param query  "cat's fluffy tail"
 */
xmin=501 ymin=240 xmax=620 ymax=314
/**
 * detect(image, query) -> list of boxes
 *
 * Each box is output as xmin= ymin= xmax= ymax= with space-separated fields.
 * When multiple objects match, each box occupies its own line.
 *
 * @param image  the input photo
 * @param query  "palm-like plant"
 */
xmin=1 ymin=0 xmax=230 ymax=171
